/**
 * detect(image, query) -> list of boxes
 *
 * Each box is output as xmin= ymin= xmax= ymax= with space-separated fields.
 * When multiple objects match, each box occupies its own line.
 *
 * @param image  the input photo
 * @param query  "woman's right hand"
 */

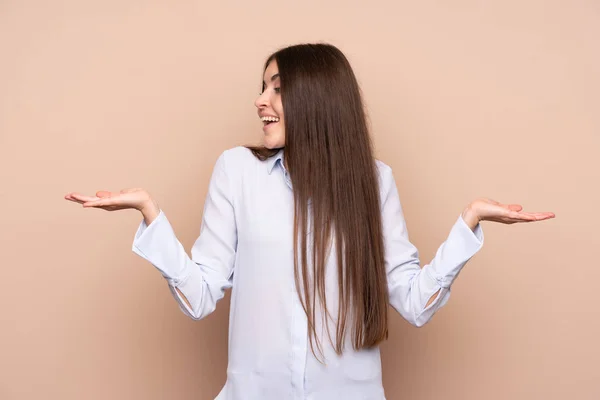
xmin=64 ymin=188 xmax=160 ymax=223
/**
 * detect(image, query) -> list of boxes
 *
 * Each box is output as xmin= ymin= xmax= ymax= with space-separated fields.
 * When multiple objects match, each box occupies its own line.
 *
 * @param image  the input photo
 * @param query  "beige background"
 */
xmin=1 ymin=1 xmax=599 ymax=399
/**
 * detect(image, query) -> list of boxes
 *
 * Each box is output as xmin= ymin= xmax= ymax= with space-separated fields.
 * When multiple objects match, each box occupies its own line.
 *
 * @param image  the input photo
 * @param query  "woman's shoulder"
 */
xmin=374 ymin=158 xmax=392 ymax=174
xmin=220 ymin=145 xmax=256 ymax=165
xmin=374 ymin=158 xmax=396 ymax=196
xmin=217 ymin=146 xmax=273 ymax=176
xmin=374 ymin=158 xmax=393 ymax=181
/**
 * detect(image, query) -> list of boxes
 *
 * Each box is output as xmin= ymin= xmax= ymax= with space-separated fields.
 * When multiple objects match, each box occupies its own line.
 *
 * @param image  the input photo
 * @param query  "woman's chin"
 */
xmin=263 ymin=136 xmax=285 ymax=149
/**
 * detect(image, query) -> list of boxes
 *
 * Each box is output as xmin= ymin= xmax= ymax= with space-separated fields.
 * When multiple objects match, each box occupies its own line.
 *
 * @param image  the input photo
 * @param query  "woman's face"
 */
xmin=255 ymin=60 xmax=285 ymax=149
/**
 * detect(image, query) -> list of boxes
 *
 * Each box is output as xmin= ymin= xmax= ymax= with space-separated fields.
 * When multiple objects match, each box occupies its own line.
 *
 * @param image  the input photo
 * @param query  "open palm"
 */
xmin=64 ymin=188 xmax=152 ymax=212
xmin=472 ymin=198 xmax=555 ymax=224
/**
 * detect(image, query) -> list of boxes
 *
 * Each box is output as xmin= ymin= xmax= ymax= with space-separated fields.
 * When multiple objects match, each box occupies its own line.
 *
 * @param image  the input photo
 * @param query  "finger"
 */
xmin=96 ymin=191 xmax=118 ymax=198
xmin=533 ymin=212 xmax=555 ymax=220
xmin=507 ymin=211 xmax=537 ymax=220
xmin=83 ymin=198 xmax=119 ymax=207
xmin=507 ymin=204 xmax=523 ymax=211
xmin=120 ymin=188 xmax=142 ymax=194
xmin=495 ymin=202 xmax=522 ymax=211
xmin=519 ymin=211 xmax=555 ymax=219
xmin=507 ymin=211 xmax=554 ymax=222
xmin=65 ymin=196 xmax=84 ymax=204
xmin=69 ymin=193 xmax=101 ymax=202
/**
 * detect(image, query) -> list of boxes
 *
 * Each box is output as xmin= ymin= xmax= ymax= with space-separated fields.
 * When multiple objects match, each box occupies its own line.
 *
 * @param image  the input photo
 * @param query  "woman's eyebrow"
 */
xmin=262 ymin=73 xmax=280 ymax=86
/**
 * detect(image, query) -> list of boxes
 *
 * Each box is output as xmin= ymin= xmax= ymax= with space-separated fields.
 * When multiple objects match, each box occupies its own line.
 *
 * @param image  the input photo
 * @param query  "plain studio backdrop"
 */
xmin=1 ymin=1 xmax=598 ymax=399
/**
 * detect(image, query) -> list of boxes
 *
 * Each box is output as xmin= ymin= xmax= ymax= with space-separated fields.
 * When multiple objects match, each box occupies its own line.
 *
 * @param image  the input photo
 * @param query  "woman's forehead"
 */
xmin=263 ymin=61 xmax=280 ymax=83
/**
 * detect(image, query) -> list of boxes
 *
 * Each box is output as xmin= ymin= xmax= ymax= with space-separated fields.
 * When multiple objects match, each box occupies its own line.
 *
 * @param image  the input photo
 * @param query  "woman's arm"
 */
xmin=380 ymin=166 xmax=484 ymax=327
xmin=381 ymin=165 xmax=554 ymax=327
xmin=132 ymin=151 xmax=238 ymax=320
xmin=421 ymin=205 xmax=483 ymax=308
xmin=65 ymin=151 xmax=238 ymax=319
xmin=139 ymin=201 xmax=193 ymax=308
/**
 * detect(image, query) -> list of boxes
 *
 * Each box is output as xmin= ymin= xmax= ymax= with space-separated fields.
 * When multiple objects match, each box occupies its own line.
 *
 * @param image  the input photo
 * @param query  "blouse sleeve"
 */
xmin=131 ymin=151 xmax=238 ymax=320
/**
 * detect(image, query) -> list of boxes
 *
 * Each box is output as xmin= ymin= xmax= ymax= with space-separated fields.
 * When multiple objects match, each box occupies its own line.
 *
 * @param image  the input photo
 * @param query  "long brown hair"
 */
xmin=247 ymin=43 xmax=388 ymax=361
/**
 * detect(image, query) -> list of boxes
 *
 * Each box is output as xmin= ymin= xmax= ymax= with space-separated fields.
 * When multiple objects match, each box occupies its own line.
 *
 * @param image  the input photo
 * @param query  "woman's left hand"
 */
xmin=462 ymin=198 xmax=555 ymax=230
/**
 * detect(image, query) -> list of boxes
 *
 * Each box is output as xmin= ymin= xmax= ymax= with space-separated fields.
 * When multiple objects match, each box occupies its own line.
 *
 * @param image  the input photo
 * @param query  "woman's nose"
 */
xmin=254 ymin=91 xmax=269 ymax=109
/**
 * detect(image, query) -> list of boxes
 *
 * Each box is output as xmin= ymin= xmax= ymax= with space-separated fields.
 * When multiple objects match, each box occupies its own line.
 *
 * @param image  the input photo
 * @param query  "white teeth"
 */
xmin=261 ymin=116 xmax=279 ymax=122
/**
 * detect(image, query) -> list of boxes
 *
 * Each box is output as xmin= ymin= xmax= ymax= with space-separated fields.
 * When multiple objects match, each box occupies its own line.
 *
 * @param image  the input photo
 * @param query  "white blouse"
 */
xmin=132 ymin=146 xmax=484 ymax=400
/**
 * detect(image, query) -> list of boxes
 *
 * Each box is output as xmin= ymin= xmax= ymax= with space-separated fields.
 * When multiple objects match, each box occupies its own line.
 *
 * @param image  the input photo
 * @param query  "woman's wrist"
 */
xmin=461 ymin=203 xmax=481 ymax=231
xmin=140 ymin=199 xmax=160 ymax=225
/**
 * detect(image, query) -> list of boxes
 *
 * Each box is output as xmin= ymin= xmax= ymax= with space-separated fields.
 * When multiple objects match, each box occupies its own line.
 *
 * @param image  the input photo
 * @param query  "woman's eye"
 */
xmin=258 ymin=87 xmax=279 ymax=95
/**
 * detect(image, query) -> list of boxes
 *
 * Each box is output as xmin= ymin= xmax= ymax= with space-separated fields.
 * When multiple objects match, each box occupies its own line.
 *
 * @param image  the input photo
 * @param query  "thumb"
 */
xmin=507 ymin=204 xmax=523 ymax=211
xmin=96 ymin=191 xmax=113 ymax=198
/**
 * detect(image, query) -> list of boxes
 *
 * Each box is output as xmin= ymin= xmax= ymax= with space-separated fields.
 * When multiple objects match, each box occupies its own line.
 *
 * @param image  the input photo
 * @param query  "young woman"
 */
xmin=65 ymin=43 xmax=554 ymax=400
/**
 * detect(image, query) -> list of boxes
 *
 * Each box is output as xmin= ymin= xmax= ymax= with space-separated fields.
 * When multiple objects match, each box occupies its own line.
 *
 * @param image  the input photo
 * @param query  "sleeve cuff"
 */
xmin=131 ymin=210 xmax=187 ymax=281
xmin=133 ymin=209 xmax=165 ymax=243
xmin=458 ymin=213 xmax=484 ymax=244
xmin=429 ymin=214 xmax=485 ymax=288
